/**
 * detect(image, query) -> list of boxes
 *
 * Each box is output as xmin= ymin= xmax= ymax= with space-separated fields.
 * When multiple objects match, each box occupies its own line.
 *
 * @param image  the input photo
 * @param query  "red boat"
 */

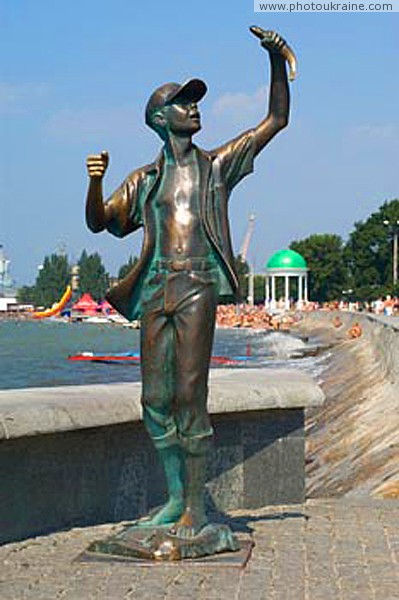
xmin=68 ymin=352 xmax=244 ymax=366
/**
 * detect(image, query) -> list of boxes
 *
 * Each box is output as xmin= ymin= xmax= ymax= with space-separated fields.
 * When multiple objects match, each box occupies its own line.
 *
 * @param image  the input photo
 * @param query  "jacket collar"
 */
xmin=149 ymin=144 xmax=211 ymax=173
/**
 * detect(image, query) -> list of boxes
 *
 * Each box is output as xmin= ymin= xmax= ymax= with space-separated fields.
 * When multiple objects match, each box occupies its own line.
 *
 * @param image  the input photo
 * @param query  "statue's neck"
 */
xmin=164 ymin=135 xmax=194 ymax=166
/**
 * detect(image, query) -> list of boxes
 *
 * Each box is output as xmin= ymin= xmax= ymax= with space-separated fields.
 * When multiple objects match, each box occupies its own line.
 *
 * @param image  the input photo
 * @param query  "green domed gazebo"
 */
xmin=265 ymin=249 xmax=308 ymax=310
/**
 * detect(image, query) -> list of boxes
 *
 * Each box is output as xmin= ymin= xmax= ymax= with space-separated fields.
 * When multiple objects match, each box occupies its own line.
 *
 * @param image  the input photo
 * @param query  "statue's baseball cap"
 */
xmin=145 ymin=79 xmax=207 ymax=127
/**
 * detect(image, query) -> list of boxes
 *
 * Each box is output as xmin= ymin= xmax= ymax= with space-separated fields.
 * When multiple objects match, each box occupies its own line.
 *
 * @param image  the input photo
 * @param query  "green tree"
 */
xmin=254 ymin=274 xmax=265 ymax=304
xmin=290 ymin=234 xmax=349 ymax=302
xmin=77 ymin=250 xmax=109 ymax=301
xmin=16 ymin=285 xmax=36 ymax=304
xmin=344 ymin=199 xmax=399 ymax=300
xmin=235 ymin=254 xmax=250 ymax=299
xmin=34 ymin=254 xmax=70 ymax=308
xmin=118 ymin=255 xmax=139 ymax=280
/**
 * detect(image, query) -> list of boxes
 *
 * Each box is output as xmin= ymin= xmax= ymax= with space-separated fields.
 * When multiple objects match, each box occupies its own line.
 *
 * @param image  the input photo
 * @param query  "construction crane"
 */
xmin=238 ymin=214 xmax=256 ymax=306
xmin=239 ymin=214 xmax=255 ymax=261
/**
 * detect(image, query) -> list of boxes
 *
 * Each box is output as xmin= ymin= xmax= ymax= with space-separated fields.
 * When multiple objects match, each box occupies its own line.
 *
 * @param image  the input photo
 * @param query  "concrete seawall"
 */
xmin=0 ymin=368 xmax=323 ymax=544
xmin=296 ymin=311 xmax=399 ymax=499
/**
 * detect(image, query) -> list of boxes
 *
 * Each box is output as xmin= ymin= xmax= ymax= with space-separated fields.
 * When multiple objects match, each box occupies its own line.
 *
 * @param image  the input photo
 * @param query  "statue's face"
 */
xmin=163 ymin=101 xmax=201 ymax=136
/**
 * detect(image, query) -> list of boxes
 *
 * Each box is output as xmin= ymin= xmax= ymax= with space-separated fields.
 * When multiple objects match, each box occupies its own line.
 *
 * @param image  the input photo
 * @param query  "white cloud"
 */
xmin=199 ymin=85 xmax=269 ymax=147
xmin=211 ymin=86 xmax=268 ymax=122
xmin=348 ymin=123 xmax=399 ymax=142
xmin=0 ymin=82 xmax=49 ymax=114
xmin=43 ymin=105 xmax=143 ymax=141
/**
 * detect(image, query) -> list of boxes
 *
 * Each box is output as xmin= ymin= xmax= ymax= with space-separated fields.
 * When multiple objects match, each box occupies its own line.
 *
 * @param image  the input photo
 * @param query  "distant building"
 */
xmin=0 ymin=245 xmax=17 ymax=311
xmin=265 ymin=249 xmax=309 ymax=311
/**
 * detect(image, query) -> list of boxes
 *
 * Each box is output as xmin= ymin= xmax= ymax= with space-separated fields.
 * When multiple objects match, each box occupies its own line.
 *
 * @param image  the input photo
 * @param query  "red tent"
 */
xmin=99 ymin=300 xmax=115 ymax=315
xmin=72 ymin=293 xmax=100 ymax=316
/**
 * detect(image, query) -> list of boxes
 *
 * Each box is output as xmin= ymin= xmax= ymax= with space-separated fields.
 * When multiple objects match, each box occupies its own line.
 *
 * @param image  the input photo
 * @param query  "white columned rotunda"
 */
xmin=265 ymin=249 xmax=309 ymax=311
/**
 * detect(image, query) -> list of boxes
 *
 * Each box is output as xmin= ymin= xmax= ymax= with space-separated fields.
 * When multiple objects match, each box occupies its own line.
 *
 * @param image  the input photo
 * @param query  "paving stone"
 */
xmin=1 ymin=498 xmax=398 ymax=599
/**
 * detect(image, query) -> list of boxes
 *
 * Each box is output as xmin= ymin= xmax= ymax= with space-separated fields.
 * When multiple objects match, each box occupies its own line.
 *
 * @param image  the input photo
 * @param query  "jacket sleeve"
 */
xmin=104 ymin=173 xmax=143 ymax=238
xmin=211 ymin=129 xmax=256 ymax=195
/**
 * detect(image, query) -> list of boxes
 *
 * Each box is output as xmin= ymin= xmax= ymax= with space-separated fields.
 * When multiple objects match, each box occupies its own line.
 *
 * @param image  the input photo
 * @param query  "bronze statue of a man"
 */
xmin=86 ymin=28 xmax=293 ymax=541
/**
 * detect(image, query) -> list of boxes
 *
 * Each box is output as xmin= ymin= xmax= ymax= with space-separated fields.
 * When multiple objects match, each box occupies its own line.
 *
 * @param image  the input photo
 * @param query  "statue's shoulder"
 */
xmin=124 ymin=156 xmax=161 ymax=185
xmin=193 ymin=144 xmax=213 ymax=159
xmin=205 ymin=130 xmax=256 ymax=160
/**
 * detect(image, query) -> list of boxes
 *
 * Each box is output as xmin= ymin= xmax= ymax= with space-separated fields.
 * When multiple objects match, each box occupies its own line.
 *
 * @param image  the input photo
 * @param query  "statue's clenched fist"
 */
xmin=86 ymin=151 xmax=109 ymax=178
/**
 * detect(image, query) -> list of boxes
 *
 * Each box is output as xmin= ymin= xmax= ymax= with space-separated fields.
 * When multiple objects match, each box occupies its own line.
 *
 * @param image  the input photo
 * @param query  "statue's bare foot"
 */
xmin=134 ymin=498 xmax=184 ymax=528
xmin=169 ymin=507 xmax=208 ymax=538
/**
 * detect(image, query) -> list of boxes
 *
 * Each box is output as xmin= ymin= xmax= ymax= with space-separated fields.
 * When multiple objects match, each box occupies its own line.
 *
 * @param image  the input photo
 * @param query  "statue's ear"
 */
xmin=153 ymin=110 xmax=166 ymax=129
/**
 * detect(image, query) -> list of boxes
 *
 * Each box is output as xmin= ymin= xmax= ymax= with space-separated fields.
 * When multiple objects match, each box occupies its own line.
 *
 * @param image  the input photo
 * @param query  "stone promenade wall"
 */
xmin=298 ymin=311 xmax=399 ymax=499
xmin=0 ymin=368 xmax=323 ymax=544
xmin=300 ymin=310 xmax=399 ymax=384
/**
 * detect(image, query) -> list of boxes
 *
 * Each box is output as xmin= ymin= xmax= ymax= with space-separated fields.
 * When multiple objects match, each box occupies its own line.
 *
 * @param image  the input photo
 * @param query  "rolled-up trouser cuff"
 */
xmin=178 ymin=429 xmax=214 ymax=455
xmin=151 ymin=426 xmax=179 ymax=450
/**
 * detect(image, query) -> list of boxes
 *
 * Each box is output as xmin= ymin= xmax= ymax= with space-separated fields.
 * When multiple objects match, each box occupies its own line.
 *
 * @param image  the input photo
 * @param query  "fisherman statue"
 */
xmin=85 ymin=26 xmax=296 ymax=560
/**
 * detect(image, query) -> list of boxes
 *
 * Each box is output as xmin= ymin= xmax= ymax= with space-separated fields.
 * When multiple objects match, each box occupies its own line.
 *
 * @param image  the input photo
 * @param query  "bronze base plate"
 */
xmin=77 ymin=524 xmax=253 ymax=567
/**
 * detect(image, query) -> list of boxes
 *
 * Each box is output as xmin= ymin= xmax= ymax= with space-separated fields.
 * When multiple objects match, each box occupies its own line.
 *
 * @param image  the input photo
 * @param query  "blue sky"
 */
xmin=1 ymin=1 xmax=398 ymax=285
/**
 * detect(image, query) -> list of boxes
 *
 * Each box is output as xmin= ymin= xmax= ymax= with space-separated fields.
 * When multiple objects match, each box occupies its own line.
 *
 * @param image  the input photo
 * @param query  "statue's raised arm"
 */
xmin=249 ymin=26 xmax=297 ymax=156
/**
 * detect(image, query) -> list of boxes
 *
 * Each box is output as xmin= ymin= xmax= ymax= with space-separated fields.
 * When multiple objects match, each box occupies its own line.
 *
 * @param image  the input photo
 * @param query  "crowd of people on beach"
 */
xmin=216 ymin=304 xmax=296 ymax=330
xmin=305 ymin=296 xmax=399 ymax=316
xmin=214 ymin=294 xmax=399 ymax=331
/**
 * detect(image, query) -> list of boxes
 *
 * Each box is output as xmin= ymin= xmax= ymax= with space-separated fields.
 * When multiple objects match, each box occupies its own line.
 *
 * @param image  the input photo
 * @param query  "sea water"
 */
xmin=0 ymin=319 xmax=327 ymax=390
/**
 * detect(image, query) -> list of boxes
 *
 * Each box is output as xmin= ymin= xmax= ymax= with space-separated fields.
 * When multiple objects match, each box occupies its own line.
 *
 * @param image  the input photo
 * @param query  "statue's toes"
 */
xmin=172 ymin=525 xmax=194 ymax=539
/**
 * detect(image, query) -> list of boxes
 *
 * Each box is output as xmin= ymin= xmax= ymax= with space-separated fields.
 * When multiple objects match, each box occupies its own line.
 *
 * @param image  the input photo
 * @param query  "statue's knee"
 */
xmin=141 ymin=389 xmax=171 ymax=409
xmin=175 ymin=379 xmax=208 ymax=407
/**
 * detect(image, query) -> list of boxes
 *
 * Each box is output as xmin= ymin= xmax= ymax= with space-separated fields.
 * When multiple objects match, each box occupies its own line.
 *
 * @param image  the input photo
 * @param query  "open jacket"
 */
xmin=105 ymin=130 xmax=256 ymax=320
